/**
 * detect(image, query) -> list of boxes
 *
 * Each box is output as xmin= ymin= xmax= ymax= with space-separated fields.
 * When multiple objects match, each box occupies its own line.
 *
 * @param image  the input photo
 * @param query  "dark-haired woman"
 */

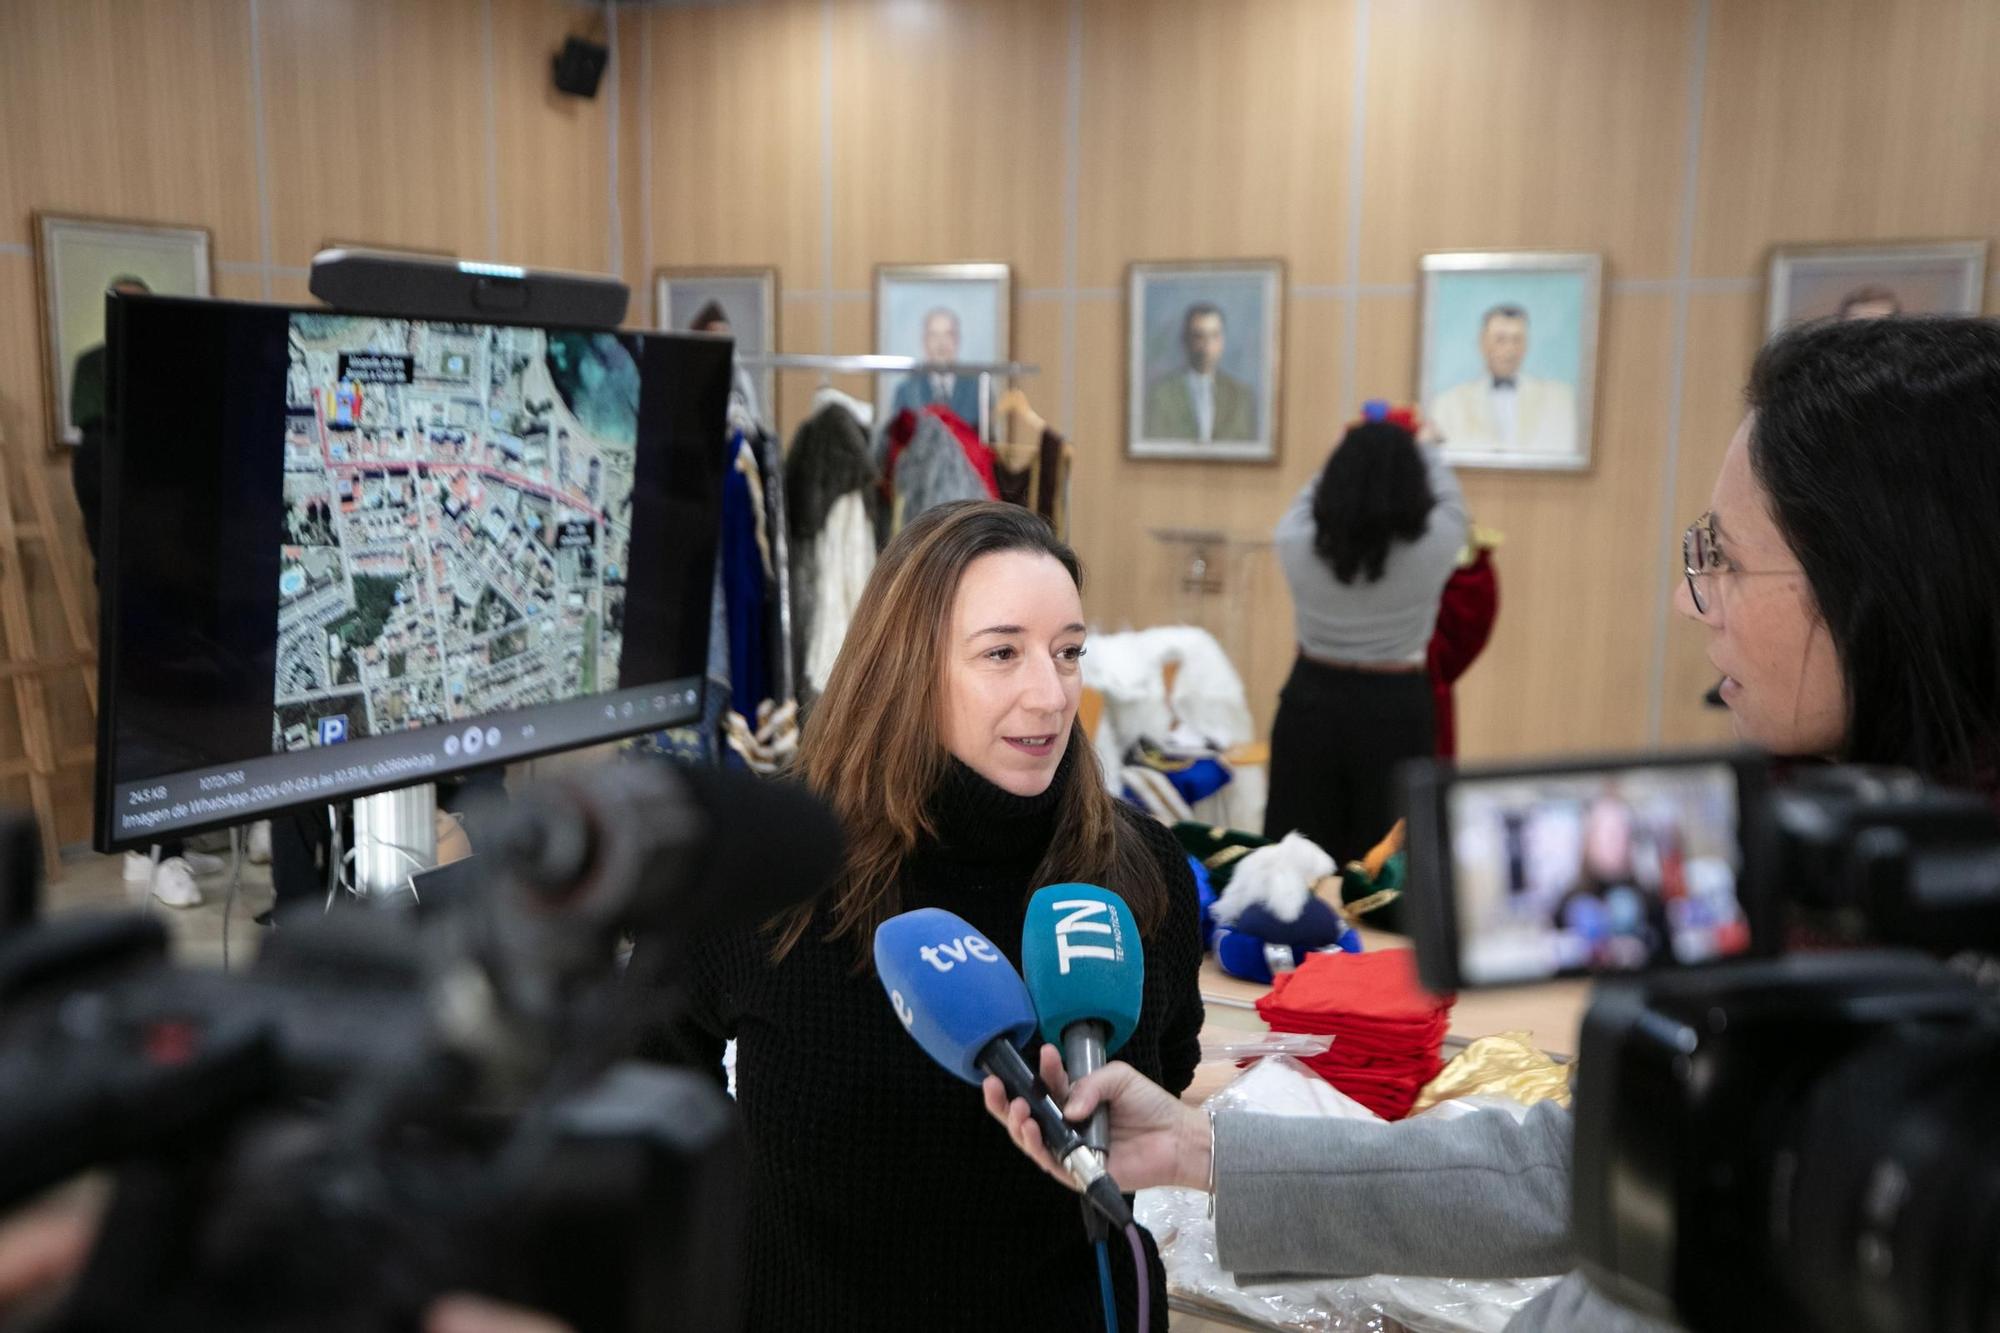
xmin=988 ymin=317 xmax=2000 ymax=1332
xmin=659 ymin=500 xmax=1204 ymax=1331
xmin=1265 ymin=414 xmax=1468 ymax=897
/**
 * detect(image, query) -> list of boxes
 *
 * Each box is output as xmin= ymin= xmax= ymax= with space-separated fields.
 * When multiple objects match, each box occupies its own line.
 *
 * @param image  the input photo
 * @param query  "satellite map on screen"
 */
xmin=274 ymin=315 xmax=638 ymax=752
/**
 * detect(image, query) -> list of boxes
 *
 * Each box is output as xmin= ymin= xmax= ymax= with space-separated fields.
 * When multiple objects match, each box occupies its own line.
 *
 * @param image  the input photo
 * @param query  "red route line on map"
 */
xmin=310 ymin=392 xmax=610 ymax=522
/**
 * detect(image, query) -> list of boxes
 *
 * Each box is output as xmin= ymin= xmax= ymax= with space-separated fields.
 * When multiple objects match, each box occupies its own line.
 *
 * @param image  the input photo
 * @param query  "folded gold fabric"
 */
xmin=1410 ymin=1030 xmax=1573 ymax=1114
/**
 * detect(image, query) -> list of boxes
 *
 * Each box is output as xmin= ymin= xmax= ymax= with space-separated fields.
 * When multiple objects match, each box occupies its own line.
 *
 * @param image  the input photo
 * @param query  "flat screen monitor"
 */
xmin=96 ymin=295 xmax=730 ymax=851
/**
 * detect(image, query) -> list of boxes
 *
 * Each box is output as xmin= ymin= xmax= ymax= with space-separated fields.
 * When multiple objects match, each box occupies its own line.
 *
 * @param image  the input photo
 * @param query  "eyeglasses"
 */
xmin=1684 ymin=512 xmax=1805 ymax=616
xmin=1682 ymin=512 xmax=1724 ymax=615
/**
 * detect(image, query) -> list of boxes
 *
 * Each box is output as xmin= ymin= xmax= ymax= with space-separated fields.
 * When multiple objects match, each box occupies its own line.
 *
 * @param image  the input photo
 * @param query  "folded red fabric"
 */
xmin=1260 ymin=950 xmax=1453 ymax=1023
xmin=1256 ymin=951 xmax=1454 ymax=1120
xmin=1257 ymin=1013 xmax=1451 ymax=1041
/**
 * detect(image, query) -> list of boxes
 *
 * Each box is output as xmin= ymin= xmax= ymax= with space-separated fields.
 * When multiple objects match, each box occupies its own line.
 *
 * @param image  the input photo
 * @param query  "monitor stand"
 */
xmin=349 ymin=783 xmax=437 ymax=899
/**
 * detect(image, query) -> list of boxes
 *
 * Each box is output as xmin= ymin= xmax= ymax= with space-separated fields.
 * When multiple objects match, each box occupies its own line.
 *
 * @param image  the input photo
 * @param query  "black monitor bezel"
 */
xmin=95 ymin=292 xmax=731 ymax=851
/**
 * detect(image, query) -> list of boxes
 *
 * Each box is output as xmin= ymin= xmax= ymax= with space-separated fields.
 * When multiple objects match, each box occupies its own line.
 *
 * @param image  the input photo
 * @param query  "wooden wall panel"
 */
xmin=617 ymin=7 xmax=649 ymax=302
xmin=828 ymin=0 xmax=1069 ymax=290
xmin=1359 ymin=0 xmax=1698 ymax=283
xmin=1066 ymin=302 xmax=1127 ymax=605
xmin=828 ymin=298 xmax=877 ymax=419
xmin=213 ymin=270 xmax=266 ymax=303
xmin=0 ymin=0 xmax=261 ymax=257
xmin=1012 ymin=298 xmax=1065 ymax=447
xmin=774 ymin=298 xmax=830 ymax=445
xmin=269 ymin=272 xmax=317 ymax=308
xmin=260 ymin=0 xmax=493 ymax=265
xmin=492 ymin=0 xmax=612 ymax=274
xmin=1693 ymin=0 xmax=2000 ymax=278
xmin=1077 ymin=0 xmax=1354 ymax=289
xmin=215 ymin=271 xmax=316 ymax=307
xmin=646 ymin=0 xmax=823 ymax=282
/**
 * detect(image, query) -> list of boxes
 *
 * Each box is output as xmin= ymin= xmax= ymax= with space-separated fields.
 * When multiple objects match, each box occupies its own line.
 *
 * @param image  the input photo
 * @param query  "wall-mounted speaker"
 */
xmin=552 ymin=36 xmax=608 ymax=98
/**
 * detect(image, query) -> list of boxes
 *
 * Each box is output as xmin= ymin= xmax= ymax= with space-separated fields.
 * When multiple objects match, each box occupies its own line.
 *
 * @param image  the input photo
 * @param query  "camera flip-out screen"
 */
xmin=1404 ymin=754 xmax=1766 ymax=990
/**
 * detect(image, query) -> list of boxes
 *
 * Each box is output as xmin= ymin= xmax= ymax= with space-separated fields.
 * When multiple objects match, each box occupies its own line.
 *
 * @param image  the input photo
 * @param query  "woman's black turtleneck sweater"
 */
xmin=665 ymin=746 xmax=1205 ymax=1331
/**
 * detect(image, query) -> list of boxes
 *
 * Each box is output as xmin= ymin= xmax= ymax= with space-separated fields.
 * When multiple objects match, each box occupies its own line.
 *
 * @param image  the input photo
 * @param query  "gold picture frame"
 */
xmin=34 ymin=211 xmax=214 ymax=451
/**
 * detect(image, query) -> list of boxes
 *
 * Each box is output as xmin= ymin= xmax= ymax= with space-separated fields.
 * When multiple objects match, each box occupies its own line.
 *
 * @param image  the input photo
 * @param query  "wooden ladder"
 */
xmin=0 ymin=422 xmax=98 ymax=883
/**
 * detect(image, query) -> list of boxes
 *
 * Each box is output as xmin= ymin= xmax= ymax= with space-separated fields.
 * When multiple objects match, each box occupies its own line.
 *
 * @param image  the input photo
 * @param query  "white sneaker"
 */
xmin=148 ymin=857 xmax=203 ymax=908
xmin=247 ymin=820 xmax=272 ymax=865
xmin=180 ymin=849 xmax=228 ymax=877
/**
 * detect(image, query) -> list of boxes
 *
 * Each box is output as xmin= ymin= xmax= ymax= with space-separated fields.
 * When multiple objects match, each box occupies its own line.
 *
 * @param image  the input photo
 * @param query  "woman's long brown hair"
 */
xmin=770 ymin=501 xmax=1168 ymax=965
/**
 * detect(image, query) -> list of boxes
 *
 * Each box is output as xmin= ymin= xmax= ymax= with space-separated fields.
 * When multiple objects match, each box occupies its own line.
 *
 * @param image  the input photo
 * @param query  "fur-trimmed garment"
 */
xmin=892 ymin=409 xmax=996 ymax=530
xmin=784 ymin=402 xmax=880 ymax=699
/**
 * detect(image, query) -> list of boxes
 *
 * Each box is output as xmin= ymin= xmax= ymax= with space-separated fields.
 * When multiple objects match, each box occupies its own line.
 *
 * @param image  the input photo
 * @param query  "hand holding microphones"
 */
xmin=980 ymin=1045 xmax=1211 ymax=1196
xmin=873 ymin=895 xmax=1131 ymax=1228
xmin=872 ymin=883 xmax=1211 ymax=1212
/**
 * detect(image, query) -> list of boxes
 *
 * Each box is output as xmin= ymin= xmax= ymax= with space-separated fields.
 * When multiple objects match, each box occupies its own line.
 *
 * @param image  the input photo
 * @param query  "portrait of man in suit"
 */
xmin=888 ymin=306 xmax=983 ymax=423
xmin=1428 ymin=304 xmax=1577 ymax=461
xmin=1142 ymin=303 xmax=1258 ymax=443
xmin=1765 ymin=241 xmax=1985 ymax=335
xmin=1126 ymin=261 xmax=1281 ymax=461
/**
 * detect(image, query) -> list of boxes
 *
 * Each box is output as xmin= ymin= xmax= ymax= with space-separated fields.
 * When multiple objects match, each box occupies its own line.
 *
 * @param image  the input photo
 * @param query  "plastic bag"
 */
xmin=1139 ymin=1055 xmax=1557 ymax=1331
xmin=1200 ymin=1032 xmax=1335 ymax=1064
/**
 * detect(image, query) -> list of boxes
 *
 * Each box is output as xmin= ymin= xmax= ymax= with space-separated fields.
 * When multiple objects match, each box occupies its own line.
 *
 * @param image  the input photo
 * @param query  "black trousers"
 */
xmin=269 ymin=807 xmax=336 ymax=910
xmin=1264 ymin=656 xmax=1435 ymax=931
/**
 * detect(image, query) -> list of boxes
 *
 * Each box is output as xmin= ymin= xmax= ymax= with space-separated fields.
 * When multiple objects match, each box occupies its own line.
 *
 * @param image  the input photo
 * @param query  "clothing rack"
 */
xmin=735 ymin=354 xmax=1041 ymax=443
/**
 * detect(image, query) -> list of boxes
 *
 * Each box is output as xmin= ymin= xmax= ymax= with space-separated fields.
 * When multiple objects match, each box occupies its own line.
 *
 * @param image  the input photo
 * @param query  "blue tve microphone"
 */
xmin=1020 ymin=885 xmax=1144 ymax=1162
xmin=874 ymin=908 xmax=1134 ymax=1229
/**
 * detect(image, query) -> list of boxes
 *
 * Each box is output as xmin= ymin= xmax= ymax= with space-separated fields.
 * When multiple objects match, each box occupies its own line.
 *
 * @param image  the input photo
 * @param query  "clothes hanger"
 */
xmin=995 ymin=387 xmax=1072 ymax=467
xmin=996 ymin=386 xmax=1045 ymax=439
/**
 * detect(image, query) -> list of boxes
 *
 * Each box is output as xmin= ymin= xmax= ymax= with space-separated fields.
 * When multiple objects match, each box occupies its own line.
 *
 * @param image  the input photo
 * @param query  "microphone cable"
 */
xmin=1094 ymin=1236 xmax=1119 ymax=1333
xmin=1125 ymin=1223 xmax=1150 ymax=1332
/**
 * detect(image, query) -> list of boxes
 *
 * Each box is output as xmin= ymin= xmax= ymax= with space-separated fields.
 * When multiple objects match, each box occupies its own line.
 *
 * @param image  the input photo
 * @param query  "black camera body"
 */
xmin=1572 ymin=952 xmax=1997 ymax=1332
xmin=1401 ymin=752 xmax=2000 ymax=1333
xmin=0 ymin=758 xmax=843 ymax=1332
xmin=0 ymin=922 xmax=742 ymax=1333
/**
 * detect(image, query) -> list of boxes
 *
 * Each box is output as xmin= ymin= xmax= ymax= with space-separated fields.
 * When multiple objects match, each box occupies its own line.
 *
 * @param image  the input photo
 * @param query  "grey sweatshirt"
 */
xmin=1273 ymin=443 xmax=1468 ymax=664
xmin=1212 ymin=1102 xmax=1679 ymax=1333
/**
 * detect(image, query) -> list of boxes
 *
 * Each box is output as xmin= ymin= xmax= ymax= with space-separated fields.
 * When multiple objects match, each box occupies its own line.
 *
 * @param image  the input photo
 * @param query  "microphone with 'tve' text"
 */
xmin=873 ymin=908 xmax=1135 ymax=1229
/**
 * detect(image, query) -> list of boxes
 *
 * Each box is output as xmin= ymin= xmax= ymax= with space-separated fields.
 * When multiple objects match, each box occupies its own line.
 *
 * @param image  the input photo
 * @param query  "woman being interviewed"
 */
xmin=665 ymin=500 xmax=1204 ymax=1331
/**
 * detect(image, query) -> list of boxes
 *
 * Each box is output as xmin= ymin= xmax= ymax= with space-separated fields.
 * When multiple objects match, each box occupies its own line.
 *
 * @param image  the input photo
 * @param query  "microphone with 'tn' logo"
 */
xmin=1020 ymin=885 xmax=1145 ymax=1171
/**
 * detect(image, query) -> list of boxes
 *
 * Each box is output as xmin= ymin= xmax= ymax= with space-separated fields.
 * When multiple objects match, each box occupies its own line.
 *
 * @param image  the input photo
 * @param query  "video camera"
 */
xmin=0 ymin=756 xmax=841 ymax=1333
xmin=1400 ymin=752 xmax=2000 ymax=1333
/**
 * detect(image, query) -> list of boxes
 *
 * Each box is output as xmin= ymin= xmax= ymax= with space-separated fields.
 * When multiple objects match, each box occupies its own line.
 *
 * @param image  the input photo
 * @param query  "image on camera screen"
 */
xmin=1448 ymin=762 xmax=1752 ymax=984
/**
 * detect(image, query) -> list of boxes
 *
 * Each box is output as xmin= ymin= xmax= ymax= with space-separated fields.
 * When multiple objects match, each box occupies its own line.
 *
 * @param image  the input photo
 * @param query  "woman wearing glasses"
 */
xmin=987 ymin=315 xmax=2000 ymax=1333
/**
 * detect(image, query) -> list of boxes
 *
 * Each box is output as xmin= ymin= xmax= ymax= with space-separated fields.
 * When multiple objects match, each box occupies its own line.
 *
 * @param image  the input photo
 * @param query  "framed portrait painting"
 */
xmin=656 ymin=266 xmax=779 ymax=429
xmin=1126 ymin=260 xmax=1283 ymax=463
xmin=873 ymin=263 xmax=1011 ymax=433
xmin=1766 ymin=240 xmax=1986 ymax=335
xmin=1419 ymin=251 xmax=1602 ymax=472
xmin=35 ymin=212 xmax=213 ymax=449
